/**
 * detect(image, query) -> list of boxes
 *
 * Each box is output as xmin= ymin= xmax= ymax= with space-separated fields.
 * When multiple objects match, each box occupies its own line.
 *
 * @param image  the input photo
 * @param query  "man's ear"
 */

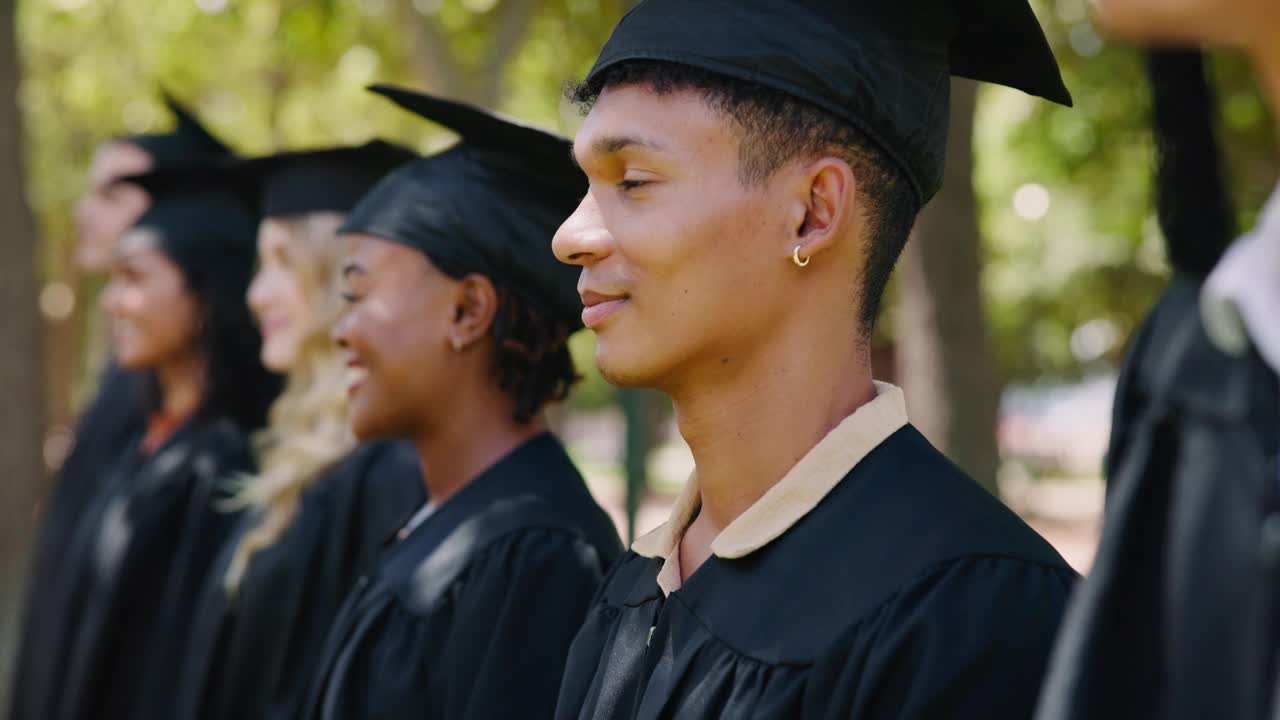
xmin=448 ymin=273 xmax=499 ymax=352
xmin=789 ymin=157 xmax=857 ymax=263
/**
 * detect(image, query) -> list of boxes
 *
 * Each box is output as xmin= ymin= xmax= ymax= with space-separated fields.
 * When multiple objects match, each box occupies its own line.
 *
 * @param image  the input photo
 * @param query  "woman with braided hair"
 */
xmin=298 ymin=86 xmax=621 ymax=720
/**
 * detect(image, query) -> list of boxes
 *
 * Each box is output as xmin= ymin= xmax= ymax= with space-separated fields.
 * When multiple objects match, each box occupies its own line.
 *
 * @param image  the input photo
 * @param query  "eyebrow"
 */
xmin=341 ymin=262 xmax=366 ymax=280
xmin=572 ymin=134 xmax=667 ymax=171
xmin=593 ymin=135 xmax=665 ymax=155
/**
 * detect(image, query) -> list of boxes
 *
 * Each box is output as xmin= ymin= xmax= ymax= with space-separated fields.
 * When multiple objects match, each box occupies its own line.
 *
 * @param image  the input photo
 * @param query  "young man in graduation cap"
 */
xmin=552 ymin=2 xmax=1078 ymax=718
xmin=298 ymin=86 xmax=621 ymax=720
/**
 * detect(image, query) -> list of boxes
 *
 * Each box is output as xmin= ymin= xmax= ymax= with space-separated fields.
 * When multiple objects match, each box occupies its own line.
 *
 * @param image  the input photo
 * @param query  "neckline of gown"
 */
xmin=378 ymin=432 xmax=577 ymax=582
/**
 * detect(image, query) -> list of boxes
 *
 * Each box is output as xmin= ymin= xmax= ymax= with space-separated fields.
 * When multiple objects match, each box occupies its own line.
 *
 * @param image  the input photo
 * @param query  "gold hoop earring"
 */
xmin=792 ymin=245 xmax=811 ymax=268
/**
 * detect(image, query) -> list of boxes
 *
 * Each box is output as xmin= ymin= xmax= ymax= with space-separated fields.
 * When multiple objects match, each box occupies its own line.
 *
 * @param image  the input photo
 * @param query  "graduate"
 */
xmin=152 ymin=141 xmax=426 ymax=720
xmin=299 ymin=85 xmax=622 ymax=720
xmin=551 ymin=2 xmax=1078 ymax=718
xmin=10 ymin=166 xmax=280 ymax=720
xmin=64 ymin=95 xmax=237 ymax=463
xmin=1035 ymin=3 xmax=1280 ymax=719
xmin=7 ymin=98 xmax=239 ymax=720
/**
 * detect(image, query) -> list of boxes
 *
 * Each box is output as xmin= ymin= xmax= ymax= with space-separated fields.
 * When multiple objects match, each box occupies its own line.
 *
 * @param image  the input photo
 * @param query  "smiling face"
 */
xmin=552 ymin=84 xmax=808 ymax=392
xmin=332 ymin=234 xmax=462 ymax=441
xmin=102 ymin=230 xmax=201 ymax=370
xmin=74 ymin=142 xmax=154 ymax=273
xmin=245 ymin=215 xmax=322 ymax=368
xmin=1091 ymin=0 xmax=1280 ymax=46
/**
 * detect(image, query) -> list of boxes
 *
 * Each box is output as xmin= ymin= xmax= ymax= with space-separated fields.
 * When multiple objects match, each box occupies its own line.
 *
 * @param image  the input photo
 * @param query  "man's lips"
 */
xmin=580 ymin=290 xmax=629 ymax=329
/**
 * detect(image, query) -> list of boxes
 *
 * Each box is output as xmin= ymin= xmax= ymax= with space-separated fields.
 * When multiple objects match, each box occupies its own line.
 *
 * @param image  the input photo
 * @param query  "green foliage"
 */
xmin=975 ymin=0 xmax=1277 ymax=381
xmin=20 ymin=0 xmax=630 ymax=412
xmin=19 ymin=0 xmax=1278 ymax=406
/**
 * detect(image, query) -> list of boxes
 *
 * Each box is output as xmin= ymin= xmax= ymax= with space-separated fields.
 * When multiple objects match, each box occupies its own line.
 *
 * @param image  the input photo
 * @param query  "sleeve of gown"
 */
xmin=432 ymin=528 xmax=608 ymax=720
xmin=803 ymin=556 xmax=1076 ymax=720
xmin=129 ymin=440 xmax=253 ymax=720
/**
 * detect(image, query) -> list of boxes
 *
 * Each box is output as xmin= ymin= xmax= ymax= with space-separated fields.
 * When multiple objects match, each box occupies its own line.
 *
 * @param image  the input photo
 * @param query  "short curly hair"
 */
xmin=571 ymin=60 xmax=920 ymax=336
xmin=488 ymin=285 xmax=579 ymax=423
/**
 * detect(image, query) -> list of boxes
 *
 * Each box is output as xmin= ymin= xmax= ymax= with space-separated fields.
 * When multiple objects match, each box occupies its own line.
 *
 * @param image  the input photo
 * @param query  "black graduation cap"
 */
xmin=588 ymin=0 xmax=1072 ymax=204
xmin=123 ymin=92 xmax=235 ymax=170
xmin=341 ymin=84 xmax=588 ymax=329
xmin=240 ymin=141 xmax=419 ymax=218
xmin=119 ymin=162 xmax=259 ymax=267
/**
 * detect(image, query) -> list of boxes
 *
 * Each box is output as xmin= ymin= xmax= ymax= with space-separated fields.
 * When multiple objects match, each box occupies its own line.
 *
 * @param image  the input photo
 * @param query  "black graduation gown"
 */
xmin=12 ymin=416 xmax=255 ymax=720
xmin=556 ymin=425 xmax=1077 ymax=720
xmin=160 ymin=440 xmax=425 ymax=720
xmin=1035 ymin=275 xmax=1280 ymax=720
xmin=301 ymin=433 xmax=623 ymax=720
xmin=8 ymin=365 xmax=146 ymax=720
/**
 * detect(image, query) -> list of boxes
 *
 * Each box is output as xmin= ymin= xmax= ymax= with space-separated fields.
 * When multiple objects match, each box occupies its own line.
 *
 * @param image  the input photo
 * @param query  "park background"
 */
xmin=0 ymin=0 xmax=1276 ymax=708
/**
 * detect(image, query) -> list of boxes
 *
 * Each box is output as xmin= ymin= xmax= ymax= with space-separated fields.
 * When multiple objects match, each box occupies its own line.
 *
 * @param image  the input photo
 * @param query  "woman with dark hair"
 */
xmin=298 ymin=86 xmax=621 ymax=720
xmin=14 ymin=169 xmax=280 ymax=720
xmin=1035 ymin=4 xmax=1280 ymax=720
xmin=8 ymin=98 xmax=237 ymax=720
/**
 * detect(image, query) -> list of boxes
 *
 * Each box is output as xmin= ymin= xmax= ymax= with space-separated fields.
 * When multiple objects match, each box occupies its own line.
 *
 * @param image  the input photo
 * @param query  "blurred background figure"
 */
xmin=72 ymin=96 xmax=236 ymax=417
xmin=6 ymin=97 xmax=239 ymax=720
xmin=74 ymin=96 xmax=231 ymax=275
xmin=157 ymin=141 xmax=425 ymax=720
xmin=1035 ymin=1 xmax=1280 ymax=719
xmin=8 ymin=165 xmax=280 ymax=720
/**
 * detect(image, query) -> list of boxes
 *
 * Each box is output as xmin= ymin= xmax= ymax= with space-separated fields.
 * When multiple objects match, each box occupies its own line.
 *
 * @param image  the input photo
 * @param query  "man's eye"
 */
xmin=340 ymin=291 xmax=360 ymax=304
xmin=619 ymin=179 xmax=649 ymax=191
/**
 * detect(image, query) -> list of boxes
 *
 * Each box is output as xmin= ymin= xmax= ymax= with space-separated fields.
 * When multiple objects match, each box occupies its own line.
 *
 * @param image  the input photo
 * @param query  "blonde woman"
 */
xmin=155 ymin=142 xmax=424 ymax=720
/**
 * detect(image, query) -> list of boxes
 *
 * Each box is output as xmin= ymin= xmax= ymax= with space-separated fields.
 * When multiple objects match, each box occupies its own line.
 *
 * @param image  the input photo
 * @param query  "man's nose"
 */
xmin=553 ymin=192 xmax=612 ymax=268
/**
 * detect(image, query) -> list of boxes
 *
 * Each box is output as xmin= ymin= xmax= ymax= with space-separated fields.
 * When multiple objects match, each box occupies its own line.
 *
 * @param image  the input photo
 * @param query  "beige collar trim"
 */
xmin=632 ymin=382 xmax=908 ymax=592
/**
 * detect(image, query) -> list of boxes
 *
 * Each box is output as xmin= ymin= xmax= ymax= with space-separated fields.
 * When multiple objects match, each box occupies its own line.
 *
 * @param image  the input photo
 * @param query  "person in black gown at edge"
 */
xmin=298 ymin=85 xmax=622 ymax=720
xmin=6 ymin=96 xmax=239 ymax=720
xmin=1034 ymin=3 xmax=1280 ymax=720
xmin=15 ymin=165 xmax=281 ymax=720
xmin=147 ymin=142 xmax=426 ymax=720
xmin=550 ymin=2 xmax=1080 ymax=718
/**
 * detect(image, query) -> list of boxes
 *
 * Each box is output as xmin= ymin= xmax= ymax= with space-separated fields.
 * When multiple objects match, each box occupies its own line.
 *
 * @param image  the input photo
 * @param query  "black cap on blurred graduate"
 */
xmin=118 ymin=162 xmax=259 ymax=265
xmin=230 ymin=141 xmax=417 ymax=219
xmin=341 ymin=84 xmax=588 ymax=329
xmin=587 ymin=0 xmax=1072 ymax=204
xmin=123 ymin=92 xmax=235 ymax=170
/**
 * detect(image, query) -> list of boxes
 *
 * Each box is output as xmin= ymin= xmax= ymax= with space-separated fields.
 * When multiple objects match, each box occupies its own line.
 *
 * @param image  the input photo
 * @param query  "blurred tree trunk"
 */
xmin=400 ymin=0 xmax=544 ymax=108
xmin=0 ymin=0 xmax=44 ymax=708
xmin=895 ymin=79 xmax=1002 ymax=496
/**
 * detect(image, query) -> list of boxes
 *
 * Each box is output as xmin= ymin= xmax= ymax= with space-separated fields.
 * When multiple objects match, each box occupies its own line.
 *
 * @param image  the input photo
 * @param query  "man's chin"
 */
xmin=595 ymin=345 xmax=664 ymax=390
